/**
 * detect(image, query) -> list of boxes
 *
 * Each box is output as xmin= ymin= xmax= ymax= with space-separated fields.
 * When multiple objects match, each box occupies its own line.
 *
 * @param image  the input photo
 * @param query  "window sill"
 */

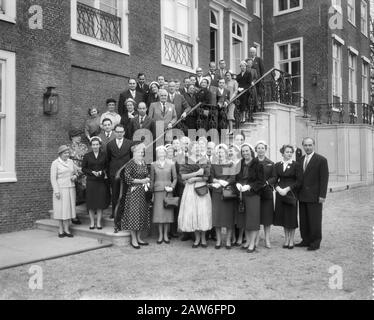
xmin=0 ymin=173 xmax=17 ymax=183
xmin=361 ymin=31 xmax=368 ymax=38
xmin=71 ymin=34 xmax=129 ymax=55
xmin=0 ymin=14 xmax=16 ymax=24
xmin=347 ymin=19 xmax=356 ymax=28
xmin=161 ymin=60 xmax=194 ymax=73
xmin=232 ymin=1 xmax=247 ymax=9
xmin=274 ymin=7 xmax=303 ymax=16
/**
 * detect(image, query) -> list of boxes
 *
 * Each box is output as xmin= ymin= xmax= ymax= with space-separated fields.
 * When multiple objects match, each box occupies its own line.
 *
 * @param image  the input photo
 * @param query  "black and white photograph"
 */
xmin=0 ymin=0 xmax=373 ymax=304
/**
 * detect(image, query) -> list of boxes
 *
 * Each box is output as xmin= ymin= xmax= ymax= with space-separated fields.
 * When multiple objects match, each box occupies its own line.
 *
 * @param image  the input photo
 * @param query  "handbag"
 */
xmin=194 ymin=182 xmax=209 ymax=196
xmin=280 ymin=190 xmax=297 ymax=206
xmin=238 ymin=192 xmax=245 ymax=214
xmin=221 ymin=186 xmax=237 ymax=200
xmin=163 ymin=193 xmax=180 ymax=208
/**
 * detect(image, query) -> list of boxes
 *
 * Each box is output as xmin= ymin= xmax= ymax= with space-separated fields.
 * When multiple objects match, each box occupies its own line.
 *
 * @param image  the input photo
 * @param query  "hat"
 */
xmin=149 ymin=81 xmax=160 ymax=89
xmin=106 ymin=98 xmax=116 ymax=105
xmin=68 ymin=128 xmax=83 ymax=139
xmin=125 ymin=98 xmax=137 ymax=106
xmin=58 ymin=145 xmax=70 ymax=155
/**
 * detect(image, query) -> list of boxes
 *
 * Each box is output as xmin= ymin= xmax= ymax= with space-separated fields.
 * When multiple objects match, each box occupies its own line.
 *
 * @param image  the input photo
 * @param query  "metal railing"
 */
xmin=77 ymin=2 xmax=122 ymax=46
xmin=164 ymin=34 xmax=193 ymax=68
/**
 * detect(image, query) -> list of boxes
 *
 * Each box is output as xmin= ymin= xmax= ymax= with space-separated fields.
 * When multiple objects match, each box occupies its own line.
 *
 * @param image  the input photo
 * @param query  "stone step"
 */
xmin=36 ymin=219 xmax=131 ymax=246
xmin=49 ymin=209 xmax=114 ymax=227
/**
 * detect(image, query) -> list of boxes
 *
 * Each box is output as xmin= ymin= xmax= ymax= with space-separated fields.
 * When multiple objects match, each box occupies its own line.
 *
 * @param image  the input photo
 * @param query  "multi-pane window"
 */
xmin=360 ymin=0 xmax=368 ymax=36
xmin=332 ymin=42 xmax=343 ymax=102
xmin=253 ymin=0 xmax=261 ymax=17
xmin=348 ymin=51 xmax=357 ymax=103
xmin=232 ymin=21 xmax=244 ymax=74
xmin=71 ymin=0 xmax=129 ymax=54
xmin=210 ymin=10 xmax=218 ymax=63
xmin=276 ymin=39 xmax=303 ymax=100
xmin=347 ymin=0 xmax=355 ymax=25
xmin=0 ymin=0 xmax=17 ymax=23
xmin=0 ymin=50 xmax=16 ymax=183
xmin=275 ymin=0 xmax=302 ymax=15
xmin=362 ymin=62 xmax=369 ymax=103
xmin=161 ymin=0 xmax=197 ymax=71
xmin=331 ymin=0 xmax=342 ymax=13
xmin=233 ymin=0 xmax=246 ymax=7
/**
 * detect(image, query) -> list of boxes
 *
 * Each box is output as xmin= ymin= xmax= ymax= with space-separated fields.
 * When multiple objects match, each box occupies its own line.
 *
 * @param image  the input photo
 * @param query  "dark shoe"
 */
xmin=130 ymin=243 xmax=140 ymax=249
xmin=58 ymin=233 xmax=65 ymax=238
xmin=282 ymin=245 xmax=289 ymax=249
xmin=157 ymin=240 xmax=163 ymax=244
xmin=307 ymin=246 xmax=319 ymax=251
xmin=71 ymin=218 xmax=81 ymax=225
xmin=192 ymin=242 xmax=200 ymax=248
xmin=138 ymin=242 xmax=149 ymax=246
xmin=225 ymin=245 xmax=232 ymax=250
xmin=295 ymin=241 xmax=309 ymax=247
xmin=288 ymin=245 xmax=294 ymax=250
xmin=109 ymin=214 xmax=114 ymax=219
xmin=241 ymin=245 xmax=249 ymax=250
xmin=169 ymin=233 xmax=179 ymax=238
xmin=64 ymin=232 xmax=74 ymax=238
xmin=89 ymin=226 xmax=95 ymax=230
xmin=164 ymin=240 xmax=170 ymax=244
xmin=201 ymin=243 xmax=208 ymax=248
xmin=247 ymin=248 xmax=255 ymax=253
xmin=215 ymin=244 xmax=221 ymax=250
xmin=114 ymin=228 xmax=118 ymax=234
xmin=233 ymin=242 xmax=242 ymax=247
xmin=97 ymin=226 xmax=103 ymax=230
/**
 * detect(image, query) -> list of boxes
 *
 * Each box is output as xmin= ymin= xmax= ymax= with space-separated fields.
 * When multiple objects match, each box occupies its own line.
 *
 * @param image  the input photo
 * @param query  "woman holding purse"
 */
xmin=210 ymin=144 xmax=236 ymax=249
xmin=178 ymin=143 xmax=212 ymax=248
xmin=82 ymin=137 xmax=110 ymax=230
xmin=150 ymin=146 xmax=177 ymax=244
xmin=274 ymin=145 xmax=303 ymax=249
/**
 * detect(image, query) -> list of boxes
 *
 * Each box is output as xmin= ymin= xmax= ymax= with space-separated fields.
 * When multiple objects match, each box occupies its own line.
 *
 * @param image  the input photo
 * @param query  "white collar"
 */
xmin=306 ymin=152 xmax=315 ymax=159
xmin=282 ymin=159 xmax=293 ymax=165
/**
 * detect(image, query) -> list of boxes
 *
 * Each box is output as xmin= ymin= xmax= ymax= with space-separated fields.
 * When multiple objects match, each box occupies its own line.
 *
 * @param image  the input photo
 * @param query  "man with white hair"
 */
xmin=248 ymin=47 xmax=264 ymax=78
xmin=148 ymin=89 xmax=177 ymax=130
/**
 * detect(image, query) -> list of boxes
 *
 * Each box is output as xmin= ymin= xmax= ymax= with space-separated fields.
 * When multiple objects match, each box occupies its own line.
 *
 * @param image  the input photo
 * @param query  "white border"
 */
xmin=229 ymin=12 xmax=248 ymax=74
xmin=360 ymin=0 xmax=368 ymax=37
xmin=274 ymin=0 xmax=303 ymax=16
xmin=233 ymin=0 xmax=246 ymax=9
xmin=332 ymin=33 xmax=345 ymax=45
xmin=0 ymin=49 xmax=16 ymax=183
xmin=348 ymin=46 xmax=359 ymax=56
xmin=210 ymin=3 xmax=224 ymax=62
xmin=0 ymin=0 xmax=16 ymax=24
xmin=361 ymin=55 xmax=370 ymax=64
xmin=253 ymin=0 xmax=261 ymax=18
xmin=70 ymin=0 xmax=129 ymax=55
xmin=347 ymin=0 xmax=356 ymax=26
xmin=274 ymin=37 xmax=304 ymax=101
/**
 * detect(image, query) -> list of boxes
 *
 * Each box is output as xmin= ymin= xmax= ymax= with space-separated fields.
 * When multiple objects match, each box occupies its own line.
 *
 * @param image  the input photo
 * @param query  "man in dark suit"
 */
xmin=297 ymin=137 xmax=329 ymax=251
xmin=205 ymin=61 xmax=219 ymax=88
xmin=217 ymin=59 xmax=228 ymax=80
xmin=98 ymin=118 xmax=116 ymax=152
xmin=249 ymin=47 xmax=264 ymax=78
xmin=167 ymin=80 xmax=191 ymax=120
xmin=106 ymin=124 xmax=140 ymax=230
xmin=118 ymin=78 xmax=145 ymax=118
xmin=136 ymin=73 xmax=149 ymax=95
xmin=127 ymin=102 xmax=155 ymax=141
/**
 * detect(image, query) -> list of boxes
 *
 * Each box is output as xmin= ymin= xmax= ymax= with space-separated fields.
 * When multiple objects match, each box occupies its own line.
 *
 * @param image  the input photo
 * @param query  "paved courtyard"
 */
xmin=0 ymin=185 xmax=373 ymax=300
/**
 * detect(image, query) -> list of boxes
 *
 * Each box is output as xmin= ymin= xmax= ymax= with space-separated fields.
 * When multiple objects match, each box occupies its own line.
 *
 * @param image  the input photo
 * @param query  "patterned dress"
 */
xmin=119 ymin=160 xmax=151 ymax=231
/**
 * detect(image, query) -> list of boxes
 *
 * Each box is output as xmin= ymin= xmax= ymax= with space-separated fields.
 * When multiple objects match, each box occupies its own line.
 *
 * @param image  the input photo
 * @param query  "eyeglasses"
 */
xmin=115 ymin=131 xmax=125 ymax=134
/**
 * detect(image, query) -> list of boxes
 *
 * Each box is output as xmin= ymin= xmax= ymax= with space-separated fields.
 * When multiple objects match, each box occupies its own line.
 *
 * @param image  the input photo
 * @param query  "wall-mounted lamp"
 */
xmin=311 ymin=73 xmax=318 ymax=86
xmin=43 ymin=87 xmax=59 ymax=115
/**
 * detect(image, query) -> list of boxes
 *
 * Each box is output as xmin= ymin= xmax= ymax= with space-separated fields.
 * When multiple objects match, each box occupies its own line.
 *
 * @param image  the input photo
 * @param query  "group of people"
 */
xmin=51 ymin=124 xmax=329 ymax=253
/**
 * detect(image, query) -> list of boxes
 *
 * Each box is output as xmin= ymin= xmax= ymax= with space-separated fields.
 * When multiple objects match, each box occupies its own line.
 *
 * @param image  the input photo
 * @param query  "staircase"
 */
xmin=35 ymin=205 xmax=131 ymax=246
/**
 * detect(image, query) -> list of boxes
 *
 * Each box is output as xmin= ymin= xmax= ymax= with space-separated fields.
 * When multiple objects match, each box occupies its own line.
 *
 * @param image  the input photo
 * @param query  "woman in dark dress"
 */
xmin=120 ymin=98 xmax=138 ymax=135
xmin=146 ymin=82 xmax=160 ymax=109
xmin=117 ymin=144 xmax=151 ymax=249
xmin=236 ymin=61 xmax=252 ymax=123
xmin=210 ymin=145 xmax=236 ymax=249
xmin=235 ymin=143 xmax=264 ymax=253
xmin=81 ymin=137 xmax=110 ymax=230
xmin=255 ymin=141 xmax=275 ymax=249
xmin=195 ymin=78 xmax=211 ymax=130
xmin=182 ymin=84 xmax=197 ymax=130
xmin=274 ymin=145 xmax=303 ymax=249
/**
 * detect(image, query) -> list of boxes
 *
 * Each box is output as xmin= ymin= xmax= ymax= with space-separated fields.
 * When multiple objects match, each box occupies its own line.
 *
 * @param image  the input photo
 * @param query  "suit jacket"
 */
xmin=167 ymin=93 xmax=191 ymax=119
xmin=106 ymin=138 xmax=140 ymax=177
xmin=298 ymin=153 xmax=329 ymax=203
xmin=148 ymin=101 xmax=177 ymax=129
xmin=216 ymin=88 xmax=230 ymax=107
xmin=258 ymin=157 xmax=276 ymax=199
xmin=205 ymin=71 xmax=219 ymax=88
xmin=127 ymin=115 xmax=155 ymax=140
xmin=98 ymin=131 xmax=116 ymax=152
xmin=82 ymin=151 xmax=108 ymax=182
xmin=217 ymin=68 xmax=228 ymax=80
xmin=252 ymin=57 xmax=264 ymax=78
xmin=118 ymin=90 xmax=145 ymax=117
xmin=182 ymin=91 xmax=196 ymax=108
xmin=274 ymin=161 xmax=303 ymax=194
xmin=136 ymin=83 xmax=150 ymax=95
xmin=237 ymin=71 xmax=252 ymax=90
xmin=235 ymin=158 xmax=265 ymax=196
xmin=150 ymin=161 xmax=177 ymax=192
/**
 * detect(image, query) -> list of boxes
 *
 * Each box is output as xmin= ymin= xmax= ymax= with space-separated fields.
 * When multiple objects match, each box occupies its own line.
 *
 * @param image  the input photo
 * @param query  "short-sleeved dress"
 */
xmin=118 ymin=160 xmax=151 ymax=231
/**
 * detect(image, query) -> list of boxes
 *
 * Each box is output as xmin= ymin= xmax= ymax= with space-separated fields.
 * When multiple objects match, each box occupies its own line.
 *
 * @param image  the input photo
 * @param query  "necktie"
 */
xmin=303 ymin=156 xmax=309 ymax=172
xmin=140 ymin=117 xmax=144 ymax=127
xmin=162 ymin=103 xmax=166 ymax=117
xmin=106 ymin=132 xmax=110 ymax=138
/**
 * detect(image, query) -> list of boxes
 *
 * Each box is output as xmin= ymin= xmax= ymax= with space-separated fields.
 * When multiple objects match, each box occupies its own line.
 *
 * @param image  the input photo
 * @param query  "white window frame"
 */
xmin=70 ymin=0 xmax=129 ymax=55
xmin=347 ymin=0 xmax=356 ymax=26
xmin=360 ymin=0 xmax=368 ymax=37
xmin=348 ymin=48 xmax=358 ymax=105
xmin=274 ymin=0 xmax=303 ymax=16
xmin=0 ymin=49 xmax=16 ymax=183
xmin=233 ymin=0 xmax=247 ymax=9
xmin=332 ymin=41 xmax=343 ymax=109
xmin=361 ymin=60 xmax=369 ymax=104
xmin=253 ymin=0 xmax=261 ymax=17
xmin=160 ymin=0 xmax=199 ymax=73
xmin=229 ymin=14 xmax=248 ymax=74
xmin=0 ymin=0 xmax=16 ymax=24
xmin=274 ymin=37 xmax=304 ymax=101
xmin=209 ymin=3 xmax=224 ymax=63
xmin=331 ymin=0 xmax=342 ymax=14
xmin=254 ymin=41 xmax=262 ymax=59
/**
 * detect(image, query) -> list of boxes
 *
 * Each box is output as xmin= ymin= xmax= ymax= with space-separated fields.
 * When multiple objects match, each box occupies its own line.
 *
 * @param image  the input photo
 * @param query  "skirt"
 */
xmin=260 ymin=198 xmax=275 ymax=226
xmin=86 ymin=179 xmax=110 ymax=210
xmin=235 ymin=194 xmax=260 ymax=231
xmin=227 ymin=104 xmax=235 ymax=121
xmin=52 ymin=187 xmax=76 ymax=220
xmin=274 ymin=194 xmax=298 ymax=229
xmin=211 ymin=192 xmax=235 ymax=228
xmin=178 ymin=183 xmax=212 ymax=232
xmin=152 ymin=191 xmax=174 ymax=223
